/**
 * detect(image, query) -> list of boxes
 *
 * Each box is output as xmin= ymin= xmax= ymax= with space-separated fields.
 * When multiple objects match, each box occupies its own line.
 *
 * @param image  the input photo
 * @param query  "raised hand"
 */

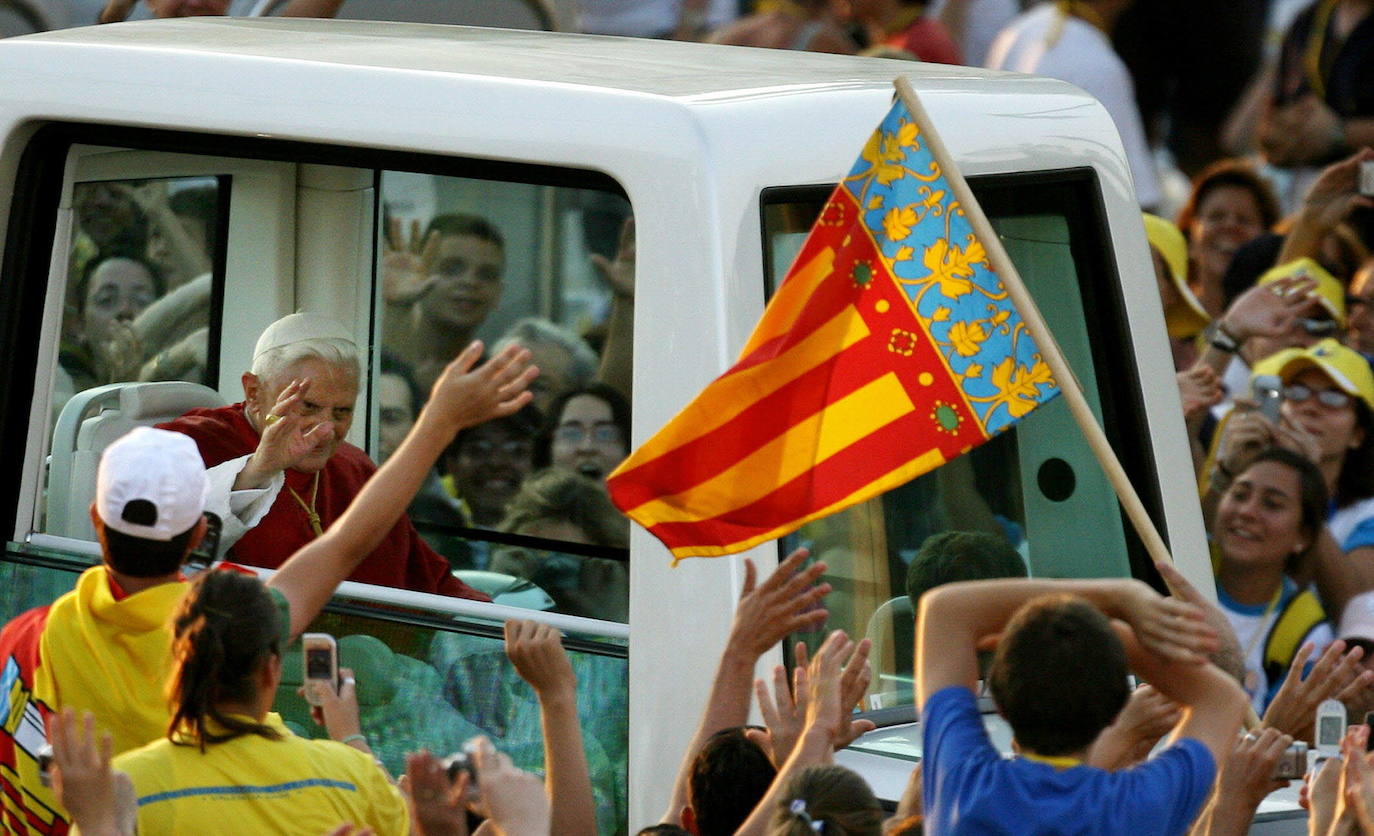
xmin=1119 ymin=580 xmax=1217 ymax=664
xmin=1299 ymin=148 xmax=1374 ymax=229
xmin=1177 ymin=366 xmax=1223 ymax=420
xmin=307 ymin=666 xmax=365 ymax=745
xmin=1225 ymin=727 xmax=1295 ymax=805
xmin=403 ymin=750 xmax=468 ymax=836
xmin=1088 ymin=684 xmax=1180 ymax=769
xmin=468 ymin=737 xmax=551 ymax=835
xmin=1218 ymin=274 xmax=1319 ymax=344
xmin=835 ymin=637 xmax=876 ymax=747
xmin=589 ymin=216 xmax=635 ymax=300
xmin=725 ymin=548 xmax=831 ymax=660
xmin=1214 ymin=408 xmax=1279 ymax=482
xmin=241 ymin=378 xmax=334 ymax=486
xmin=801 ymin=629 xmax=852 ymax=747
xmin=48 ymin=708 xmax=128 ymax=836
xmin=1344 ymin=726 xmax=1374 ymax=834
xmin=424 ymin=341 xmax=538 ymax=435
xmin=383 ymin=217 xmax=441 ymax=306
xmin=1263 ymin=641 xmax=1366 ymax=742
xmin=1154 ymin=560 xmax=1245 ymax=681
xmin=748 ymin=643 xmax=810 ymax=768
xmin=504 ymin=619 xmax=576 ymax=699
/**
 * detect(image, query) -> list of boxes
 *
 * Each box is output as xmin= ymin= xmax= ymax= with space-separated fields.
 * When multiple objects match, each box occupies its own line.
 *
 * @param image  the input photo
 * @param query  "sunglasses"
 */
xmin=1282 ymin=383 xmax=1352 ymax=409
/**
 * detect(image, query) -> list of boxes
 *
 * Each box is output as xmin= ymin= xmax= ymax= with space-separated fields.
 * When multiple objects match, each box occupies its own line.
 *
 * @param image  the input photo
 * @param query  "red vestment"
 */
xmin=885 ymin=17 xmax=963 ymax=65
xmin=159 ymin=403 xmax=486 ymax=600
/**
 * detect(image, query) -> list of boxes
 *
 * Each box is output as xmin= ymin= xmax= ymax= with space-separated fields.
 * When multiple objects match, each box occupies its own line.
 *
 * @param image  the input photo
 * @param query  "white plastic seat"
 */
xmin=47 ymin=381 xmax=225 ymax=541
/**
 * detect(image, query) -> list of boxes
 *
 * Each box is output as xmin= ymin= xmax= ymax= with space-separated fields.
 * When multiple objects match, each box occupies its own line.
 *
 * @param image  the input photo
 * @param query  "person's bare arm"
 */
xmin=1087 ymin=684 xmax=1181 ymax=770
xmin=1277 ymin=149 xmax=1374 ymax=265
xmin=659 ymin=548 xmax=830 ymax=824
xmin=1118 ymin=624 xmax=1248 ymax=767
xmin=592 ymin=217 xmax=634 ymax=401
xmin=1199 ymin=727 xmax=1293 ymax=836
xmin=735 ymin=630 xmax=851 ymax=836
xmin=1191 ymin=275 xmax=1318 ymax=382
xmin=268 ymin=342 xmax=537 ymax=639
xmin=916 ymin=577 xmax=1217 ymax=709
xmin=504 ymin=620 xmax=595 ymax=836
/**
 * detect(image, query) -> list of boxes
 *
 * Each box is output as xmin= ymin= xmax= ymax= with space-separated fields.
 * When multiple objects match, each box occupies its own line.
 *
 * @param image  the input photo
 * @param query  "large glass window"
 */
xmin=376 ymin=170 xmax=633 ymax=623
xmin=6 ymin=129 xmax=633 ymax=624
xmin=58 ymin=176 xmax=223 ymax=407
xmin=761 ymin=173 xmax=1159 ymax=711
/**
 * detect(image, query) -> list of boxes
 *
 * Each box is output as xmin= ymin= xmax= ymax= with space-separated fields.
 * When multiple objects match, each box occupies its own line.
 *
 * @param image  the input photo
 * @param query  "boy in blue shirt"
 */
xmin=917 ymin=574 xmax=1247 ymax=835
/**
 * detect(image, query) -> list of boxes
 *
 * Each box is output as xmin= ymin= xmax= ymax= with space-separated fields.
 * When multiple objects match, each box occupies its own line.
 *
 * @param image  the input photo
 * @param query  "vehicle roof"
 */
xmin=14 ymin=17 xmax=1031 ymax=100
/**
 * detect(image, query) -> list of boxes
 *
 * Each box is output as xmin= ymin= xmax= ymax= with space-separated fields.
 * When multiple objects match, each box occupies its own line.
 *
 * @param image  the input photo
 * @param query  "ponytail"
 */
xmin=167 ymin=570 xmax=282 ymax=751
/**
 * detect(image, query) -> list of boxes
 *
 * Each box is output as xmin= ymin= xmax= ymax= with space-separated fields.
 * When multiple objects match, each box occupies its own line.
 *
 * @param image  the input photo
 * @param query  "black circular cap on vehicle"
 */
xmin=1037 ymin=458 xmax=1075 ymax=502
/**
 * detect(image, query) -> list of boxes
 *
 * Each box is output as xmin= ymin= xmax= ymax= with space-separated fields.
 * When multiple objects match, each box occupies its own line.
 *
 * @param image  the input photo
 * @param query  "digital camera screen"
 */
xmin=306 ymin=648 xmax=333 ymax=679
xmin=1320 ymin=715 xmax=1344 ymax=745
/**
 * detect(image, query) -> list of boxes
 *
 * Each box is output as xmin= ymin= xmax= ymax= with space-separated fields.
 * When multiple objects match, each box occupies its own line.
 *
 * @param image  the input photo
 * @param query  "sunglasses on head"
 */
xmin=1282 ymin=383 xmax=1352 ymax=409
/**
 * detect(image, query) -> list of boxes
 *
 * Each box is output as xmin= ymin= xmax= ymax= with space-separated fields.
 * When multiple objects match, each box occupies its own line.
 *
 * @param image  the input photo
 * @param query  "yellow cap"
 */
xmin=1251 ymin=338 xmax=1374 ymax=411
xmin=1256 ymin=257 xmax=1346 ymax=326
xmin=1142 ymin=213 xmax=1209 ymax=339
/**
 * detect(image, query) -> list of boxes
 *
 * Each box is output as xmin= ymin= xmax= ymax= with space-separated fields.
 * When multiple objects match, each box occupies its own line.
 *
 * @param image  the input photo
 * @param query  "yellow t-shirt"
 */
xmin=114 ymin=713 xmax=409 ymax=835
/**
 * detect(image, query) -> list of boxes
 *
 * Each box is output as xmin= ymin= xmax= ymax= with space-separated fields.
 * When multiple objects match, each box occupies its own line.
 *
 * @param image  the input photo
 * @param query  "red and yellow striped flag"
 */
xmin=608 ymin=97 xmax=1059 ymax=561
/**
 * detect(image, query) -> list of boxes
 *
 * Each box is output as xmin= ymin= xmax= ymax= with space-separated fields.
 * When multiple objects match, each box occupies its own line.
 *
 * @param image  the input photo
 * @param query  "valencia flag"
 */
xmin=607 ymin=96 xmax=1060 ymax=561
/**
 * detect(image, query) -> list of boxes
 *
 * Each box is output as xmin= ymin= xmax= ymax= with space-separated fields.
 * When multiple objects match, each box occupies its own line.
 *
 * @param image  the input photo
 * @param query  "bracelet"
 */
xmin=340 ymin=733 xmax=367 ymax=747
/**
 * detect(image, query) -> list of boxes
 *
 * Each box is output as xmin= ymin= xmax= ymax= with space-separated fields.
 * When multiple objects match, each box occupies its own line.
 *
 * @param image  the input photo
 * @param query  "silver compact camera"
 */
xmin=1272 ymin=739 xmax=1309 ymax=780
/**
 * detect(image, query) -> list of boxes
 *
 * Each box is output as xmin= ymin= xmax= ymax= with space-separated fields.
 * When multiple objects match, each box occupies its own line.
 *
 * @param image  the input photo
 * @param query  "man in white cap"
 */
xmin=0 ymin=340 xmax=536 ymax=835
xmin=158 ymin=311 xmax=487 ymax=598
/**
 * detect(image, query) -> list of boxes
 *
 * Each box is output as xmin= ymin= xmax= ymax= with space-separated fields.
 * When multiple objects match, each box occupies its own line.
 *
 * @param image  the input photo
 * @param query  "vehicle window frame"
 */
xmin=760 ymin=170 xmax=1172 ymax=719
xmin=1 ymin=121 xmax=633 ymax=583
xmin=758 ymin=169 xmax=1168 ymax=587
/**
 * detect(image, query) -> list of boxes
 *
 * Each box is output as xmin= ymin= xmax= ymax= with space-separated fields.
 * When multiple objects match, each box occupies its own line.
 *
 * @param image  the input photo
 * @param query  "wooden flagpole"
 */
xmin=893 ymin=76 xmax=1175 ymax=569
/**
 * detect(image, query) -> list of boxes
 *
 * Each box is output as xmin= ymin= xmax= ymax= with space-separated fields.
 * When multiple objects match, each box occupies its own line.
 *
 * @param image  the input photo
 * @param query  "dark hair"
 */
xmin=988 ymin=595 xmax=1129 ymax=756
xmin=637 ymin=827 xmax=693 ymax=836
xmin=1338 ymin=401 xmax=1374 ymax=506
xmin=1231 ymin=447 xmax=1330 ymax=571
xmin=534 ymin=382 xmax=632 ymax=469
xmin=101 ymin=517 xmax=199 ymax=578
xmin=75 ymin=254 xmax=166 ymax=315
xmin=424 ymin=213 xmax=505 ymax=252
xmin=167 ymin=571 xmax=283 ymax=751
xmin=689 ymin=727 xmax=777 ymax=836
xmin=379 ymin=348 xmax=424 ymax=415
xmin=1176 ymin=159 xmax=1279 ymax=244
xmin=906 ymin=530 xmax=1027 ymax=606
xmin=500 ymin=467 xmax=629 ymax=549
xmin=768 ymin=764 xmax=883 ymax=836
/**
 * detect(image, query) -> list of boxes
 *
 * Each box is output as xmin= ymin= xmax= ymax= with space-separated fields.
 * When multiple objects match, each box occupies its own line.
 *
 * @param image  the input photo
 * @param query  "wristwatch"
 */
xmin=1204 ymin=320 xmax=1240 ymax=353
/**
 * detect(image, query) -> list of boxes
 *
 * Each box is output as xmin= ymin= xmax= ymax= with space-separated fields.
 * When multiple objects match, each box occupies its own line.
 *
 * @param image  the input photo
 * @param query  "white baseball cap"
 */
xmin=1340 ymin=591 xmax=1374 ymax=645
xmin=96 ymin=427 xmax=209 ymax=541
xmin=252 ymin=312 xmax=355 ymax=363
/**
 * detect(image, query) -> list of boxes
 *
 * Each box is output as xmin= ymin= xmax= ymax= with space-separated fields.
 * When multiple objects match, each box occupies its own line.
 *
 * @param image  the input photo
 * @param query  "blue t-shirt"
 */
xmin=921 ymin=687 xmax=1216 ymax=835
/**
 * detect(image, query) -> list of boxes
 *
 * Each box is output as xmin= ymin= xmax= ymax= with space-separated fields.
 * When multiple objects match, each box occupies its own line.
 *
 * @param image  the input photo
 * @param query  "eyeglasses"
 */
xmin=1282 ymin=383 xmax=1352 ymax=409
xmin=1300 ymin=317 xmax=1340 ymax=338
xmin=554 ymin=424 xmax=623 ymax=445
